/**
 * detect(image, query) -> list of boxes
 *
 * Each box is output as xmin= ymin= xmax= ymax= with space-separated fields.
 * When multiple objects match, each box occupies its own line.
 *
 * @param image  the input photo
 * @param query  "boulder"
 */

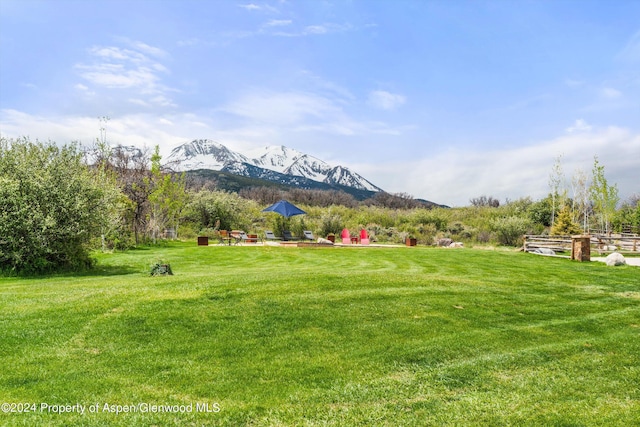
xmin=437 ymin=238 xmax=453 ymax=247
xmin=605 ymin=252 xmax=626 ymax=266
xmin=531 ymin=248 xmax=555 ymax=256
xmin=448 ymin=242 xmax=464 ymax=248
xmin=317 ymin=237 xmax=334 ymax=245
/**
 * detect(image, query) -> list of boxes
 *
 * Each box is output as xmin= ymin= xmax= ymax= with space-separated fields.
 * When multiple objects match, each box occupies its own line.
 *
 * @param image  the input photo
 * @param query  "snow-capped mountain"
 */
xmin=254 ymin=145 xmax=306 ymax=173
xmin=166 ymin=139 xmax=251 ymax=170
xmin=284 ymin=154 xmax=333 ymax=182
xmin=167 ymin=139 xmax=383 ymax=192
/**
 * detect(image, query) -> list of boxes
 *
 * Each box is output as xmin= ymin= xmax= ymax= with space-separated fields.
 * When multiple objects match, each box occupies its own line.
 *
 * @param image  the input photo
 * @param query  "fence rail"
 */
xmin=524 ymin=234 xmax=640 ymax=254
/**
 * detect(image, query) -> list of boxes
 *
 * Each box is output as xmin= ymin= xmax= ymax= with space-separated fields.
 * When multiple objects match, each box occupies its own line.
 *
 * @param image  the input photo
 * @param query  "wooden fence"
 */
xmin=524 ymin=234 xmax=640 ymax=254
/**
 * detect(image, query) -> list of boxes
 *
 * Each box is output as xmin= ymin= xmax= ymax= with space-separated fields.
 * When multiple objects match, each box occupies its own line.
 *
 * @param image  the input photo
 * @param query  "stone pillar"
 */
xmin=571 ymin=235 xmax=590 ymax=261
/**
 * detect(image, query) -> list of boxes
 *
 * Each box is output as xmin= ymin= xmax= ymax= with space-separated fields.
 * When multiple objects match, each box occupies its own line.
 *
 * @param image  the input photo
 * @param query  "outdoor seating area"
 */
xmin=340 ymin=228 xmax=371 ymax=245
xmin=197 ymin=199 xmax=381 ymax=248
xmin=198 ymin=228 xmax=380 ymax=247
xmin=203 ymin=230 xmax=261 ymax=245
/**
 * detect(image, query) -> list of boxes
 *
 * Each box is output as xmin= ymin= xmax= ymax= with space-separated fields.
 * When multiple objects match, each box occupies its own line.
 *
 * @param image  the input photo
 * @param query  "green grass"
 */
xmin=1 ymin=243 xmax=639 ymax=426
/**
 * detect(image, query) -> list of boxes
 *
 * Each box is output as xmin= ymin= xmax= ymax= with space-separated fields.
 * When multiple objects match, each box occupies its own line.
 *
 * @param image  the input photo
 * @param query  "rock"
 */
xmin=531 ymin=248 xmax=555 ymax=256
xmin=317 ymin=237 xmax=334 ymax=245
xmin=438 ymin=238 xmax=453 ymax=247
xmin=448 ymin=242 xmax=464 ymax=248
xmin=605 ymin=253 xmax=626 ymax=266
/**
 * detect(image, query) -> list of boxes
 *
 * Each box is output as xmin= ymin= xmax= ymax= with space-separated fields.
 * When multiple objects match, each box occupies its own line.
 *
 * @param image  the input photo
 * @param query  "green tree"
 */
xmin=0 ymin=138 xmax=117 ymax=274
xmin=550 ymin=205 xmax=581 ymax=235
xmin=148 ymin=146 xmax=188 ymax=242
xmin=612 ymin=194 xmax=640 ymax=234
xmin=589 ymin=156 xmax=619 ymax=234
xmin=185 ymin=190 xmax=258 ymax=233
xmin=528 ymin=196 xmax=554 ymax=227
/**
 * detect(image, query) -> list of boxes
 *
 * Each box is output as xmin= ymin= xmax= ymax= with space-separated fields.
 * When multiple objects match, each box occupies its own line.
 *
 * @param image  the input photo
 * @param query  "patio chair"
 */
xmin=341 ymin=228 xmax=351 ymax=244
xmin=264 ymin=230 xmax=282 ymax=242
xmin=282 ymin=230 xmax=296 ymax=241
xmin=359 ymin=229 xmax=370 ymax=245
xmin=302 ymin=230 xmax=315 ymax=241
xmin=238 ymin=232 xmax=259 ymax=244
xmin=217 ymin=230 xmax=231 ymax=245
xmin=229 ymin=230 xmax=243 ymax=245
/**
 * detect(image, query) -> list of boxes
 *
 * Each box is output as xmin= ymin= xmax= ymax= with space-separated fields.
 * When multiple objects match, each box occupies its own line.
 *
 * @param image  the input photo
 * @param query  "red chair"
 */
xmin=360 ymin=229 xmax=370 ymax=245
xmin=341 ymin=228 xmax=351 ymax=244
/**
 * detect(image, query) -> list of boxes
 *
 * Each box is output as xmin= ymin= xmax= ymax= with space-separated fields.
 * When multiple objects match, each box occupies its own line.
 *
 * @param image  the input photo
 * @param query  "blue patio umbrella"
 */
xmin=262 ymin=200 xmax=306 ymax=238
xmin=262 ymin=200 xmax=306 ymax=218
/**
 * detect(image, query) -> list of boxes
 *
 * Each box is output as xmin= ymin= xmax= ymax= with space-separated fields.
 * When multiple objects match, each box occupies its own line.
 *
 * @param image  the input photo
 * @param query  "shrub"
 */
xmin=0 ymin=138 xmax=116 ymax=274
xmin=410 ymin=209 xmax=448 ymax=231
xmin=489 ymin=216 xmax=533 ymax=246
xmin=185 ymin=190 xmax=258 ymax=232
xmin=551 ymin=206 xmax=581 ymax=236
xmin=319 ymin=211 xmax=343 ymax=237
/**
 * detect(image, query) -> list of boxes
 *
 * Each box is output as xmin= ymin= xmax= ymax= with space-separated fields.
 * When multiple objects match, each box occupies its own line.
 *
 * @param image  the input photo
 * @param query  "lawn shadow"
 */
xmin=0 ymin=264 xmax=140 ymax=280
xmin=75 ymin=265 xmax=141 ymax=277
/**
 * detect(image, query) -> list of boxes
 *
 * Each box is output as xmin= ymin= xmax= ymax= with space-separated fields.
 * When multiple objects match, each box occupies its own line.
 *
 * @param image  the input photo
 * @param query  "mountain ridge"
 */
xmin=167 ymin=139 xmax=383 ymax=193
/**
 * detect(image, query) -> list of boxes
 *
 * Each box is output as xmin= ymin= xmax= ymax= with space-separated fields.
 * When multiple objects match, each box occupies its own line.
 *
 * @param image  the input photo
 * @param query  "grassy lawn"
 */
xmin=1 ymin=242 xmax=638 ymax=426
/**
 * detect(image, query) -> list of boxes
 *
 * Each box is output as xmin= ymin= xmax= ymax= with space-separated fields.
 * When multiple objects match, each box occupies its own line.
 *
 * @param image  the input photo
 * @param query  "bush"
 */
xmin=319 ymin=212 xmax=343 ymax=237
xmin=185 ymin=190 xmax=259 ymax=232
xmin=489 ymin=216 xmax=533 ymax=246
xmin=410 ymin=209 xmax=448 ymax=231
xmin=0 ymin=138 xmax=116 ymax=274
xmin=528 ymin=196 xmax=554 ymax=227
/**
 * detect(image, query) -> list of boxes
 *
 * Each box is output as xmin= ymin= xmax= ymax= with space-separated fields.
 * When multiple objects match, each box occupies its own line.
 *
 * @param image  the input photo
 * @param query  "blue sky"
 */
xmin=1 ymin=0 xmax=638 ymax=206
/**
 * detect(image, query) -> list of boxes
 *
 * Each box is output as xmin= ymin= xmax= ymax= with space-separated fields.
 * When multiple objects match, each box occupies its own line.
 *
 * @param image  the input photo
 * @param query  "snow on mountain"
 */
xmin=167 ymin=139 xmax=251 ymax=171
xmin=284 ymin=154 xmax=333 ymax=182
xmin=253 ymin=145 xmax=306 ymax=173
xmin=166 ymin=139 xmax=383 ymax=192
xmin=325 ymin=165 xmax=382 ymax=192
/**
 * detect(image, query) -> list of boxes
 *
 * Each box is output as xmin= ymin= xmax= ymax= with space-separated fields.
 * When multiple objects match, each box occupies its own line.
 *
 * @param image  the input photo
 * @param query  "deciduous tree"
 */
xmin=589 ymin=156 xmax=619 ymax=234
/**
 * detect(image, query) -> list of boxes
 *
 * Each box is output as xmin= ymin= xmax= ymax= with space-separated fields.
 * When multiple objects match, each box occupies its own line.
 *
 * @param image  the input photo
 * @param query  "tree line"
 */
xmin=1 ymin=137 xmax=638 ymax=275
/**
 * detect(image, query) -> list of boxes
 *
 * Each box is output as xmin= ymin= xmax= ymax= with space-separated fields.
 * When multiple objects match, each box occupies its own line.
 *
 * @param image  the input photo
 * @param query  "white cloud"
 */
xmin=76 ymin=63 xmax=160 ymax=89
xmin=565 ymin=78 xmax=586 ymax=87
xmin=74 ymin=41 xmax=174 ymax=107
xmin=305 ymin=23 xmax=352 ymax=35
xmin=239 ymin=3 xmax=261 ymax=11
xmin=368 ymin=90 xmax=406 ymax=110
xmin=265 ymin=19 xmax=292 ymax=27
xmin=601 ymin=87 xmax=622 ymax=99
xmin=129 ymin=41 xmax=168 ymax=58
xmin=238 ymin=3 xmax=279 ymax=13
xmin=0 ymin=109 xmax=205 ymax=154
xmin=221 ymin=90 xmax=342 ymax=125
xmin=269 ymin=22 xmax=353 ymax=37
xmin=566 ymin=119 xmax=592 ymax=133
xmin=3 ymin=108 xmax=638 ymax=208
xmin=360 ymin=126 xmax=640 ymax=206
xmin=218 ymin=89 xmax=409 ymax=141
